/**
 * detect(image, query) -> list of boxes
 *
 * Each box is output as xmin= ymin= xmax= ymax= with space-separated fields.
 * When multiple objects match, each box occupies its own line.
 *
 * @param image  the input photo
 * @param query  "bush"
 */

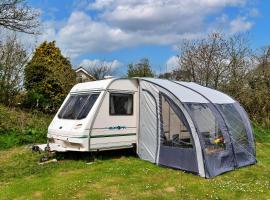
xmin=0 ymin=104 xmax=52 ymax=149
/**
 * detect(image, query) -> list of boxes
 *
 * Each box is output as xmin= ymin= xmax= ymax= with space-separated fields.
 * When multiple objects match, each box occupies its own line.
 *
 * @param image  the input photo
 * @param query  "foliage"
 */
xmin=0 ymin=0 xmax=40 ymax=34
xmin=0 ymin=104 xmax=51 ymax=149
xmin=0 ymin=126 xmax=269 ymax=199
xmin=128 ymin=58 xmax=155 ymax=77
xmin=24 ymin=41 xmax=76 ymax=112
xmin=0 ymin=35 xmax=28 ymax=106
xmin=243 ymin=47 xmax=270 ymax=125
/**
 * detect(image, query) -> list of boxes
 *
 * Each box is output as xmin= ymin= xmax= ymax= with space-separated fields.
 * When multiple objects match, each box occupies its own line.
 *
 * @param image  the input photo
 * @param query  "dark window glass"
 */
xmin=110 ymin=93 xmax=133 ymax=115
xmin=58 ymin=93 xmax=100 ymax=119
xmin=77 ymin=94 xmax=100 ymax=119
xmin=161 ymin=95 xmax=193 ymax=148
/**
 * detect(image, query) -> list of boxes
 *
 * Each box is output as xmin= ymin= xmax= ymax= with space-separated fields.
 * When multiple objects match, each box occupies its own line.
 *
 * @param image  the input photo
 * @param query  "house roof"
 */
xmin=75 ymin=66 xmax=96 ymax=80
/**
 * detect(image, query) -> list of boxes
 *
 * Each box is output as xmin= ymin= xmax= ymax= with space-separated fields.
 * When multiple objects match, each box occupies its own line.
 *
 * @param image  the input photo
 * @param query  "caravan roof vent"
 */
xmin=104 ymin=76 xmax=114 ymax=79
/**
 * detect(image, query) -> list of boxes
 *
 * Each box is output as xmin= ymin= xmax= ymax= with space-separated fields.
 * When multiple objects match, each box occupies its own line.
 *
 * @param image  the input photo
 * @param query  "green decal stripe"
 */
xmin=69 ymin=136 xmax=88 ymax=138
xmin=52 ymin=134 xmax=89 ymax=139
xmin=90 ymin=133 xmax=136 ymax=138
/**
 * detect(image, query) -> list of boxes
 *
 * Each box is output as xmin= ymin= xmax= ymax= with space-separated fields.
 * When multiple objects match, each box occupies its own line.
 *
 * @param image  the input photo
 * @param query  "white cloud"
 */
xmin=55 ymin=11 xmax=134 ymax=58
xmin=166 ymin=56 xmax=179 ymax=72
xmin=39 ymin=21 xmax=57 ymax=42
xmin=79 ymin=59 xmax=123 ymax=69
xmin=229 ymin=17 xmax=253 ymax=34
xmin=37 ymin=0 xmax=253 ymax=59
xmin=93 ymin=0 xmax=246 ymax=33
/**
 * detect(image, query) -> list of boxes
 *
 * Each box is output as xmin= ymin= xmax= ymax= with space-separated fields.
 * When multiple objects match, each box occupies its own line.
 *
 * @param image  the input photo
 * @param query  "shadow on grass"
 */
xmin=54 ymin=148 xmax=137 ymax=162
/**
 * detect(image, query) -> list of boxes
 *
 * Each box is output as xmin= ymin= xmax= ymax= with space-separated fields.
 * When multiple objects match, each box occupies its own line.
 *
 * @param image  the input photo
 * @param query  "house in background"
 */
xmin=75 ymin=66 xmax=96 ymax=83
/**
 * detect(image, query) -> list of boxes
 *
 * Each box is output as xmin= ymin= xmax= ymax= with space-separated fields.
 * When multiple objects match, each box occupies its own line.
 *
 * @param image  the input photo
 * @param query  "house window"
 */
xmin=110 ymin=93 xmax=133 ymax=115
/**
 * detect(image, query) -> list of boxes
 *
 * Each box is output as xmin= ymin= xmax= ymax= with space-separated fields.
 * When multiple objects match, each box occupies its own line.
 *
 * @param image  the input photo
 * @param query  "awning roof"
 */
xmin=142 ymin=78 xmax=235 ymax=104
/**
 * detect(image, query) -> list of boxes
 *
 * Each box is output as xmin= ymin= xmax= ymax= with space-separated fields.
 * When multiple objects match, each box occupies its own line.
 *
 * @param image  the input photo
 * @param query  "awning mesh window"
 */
xmin=161 ymin=95 xmax=193 ymax=148
xmin=218 ymin=104 xmax=249 ymax=149
xmin=187 ymin=103 xmax=225 ymax=154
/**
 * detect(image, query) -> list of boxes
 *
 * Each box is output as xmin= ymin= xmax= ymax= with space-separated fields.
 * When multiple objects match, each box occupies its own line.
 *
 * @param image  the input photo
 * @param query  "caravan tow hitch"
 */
xmin=32 ymin=143 xmax=57 ymax=164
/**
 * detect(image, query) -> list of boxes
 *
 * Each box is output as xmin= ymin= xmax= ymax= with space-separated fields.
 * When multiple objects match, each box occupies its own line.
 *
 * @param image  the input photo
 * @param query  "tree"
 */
xmin=24 ymin=41 xmax=76 ymax=112
xmin=177 ymin=32 xmax=252 ymax=91
xmin=178 ymin=33 xmax=228 ymax=88
xmin=128 ymin=58 xmax=154 ymax=77
xmin=158 ymin=68 xmax=190 ymax=80
xmin=85 ymin=61 xmax=114 ymax=80
xmin=221 ymin=34 xmax=253 ymax=99
xmin=0 ymin=35 xmax=28 ymax=105
xmin=0 ymin=0 xmax=39 ymax=34
xmin=244 ymin=46 xmax=270 ymax=125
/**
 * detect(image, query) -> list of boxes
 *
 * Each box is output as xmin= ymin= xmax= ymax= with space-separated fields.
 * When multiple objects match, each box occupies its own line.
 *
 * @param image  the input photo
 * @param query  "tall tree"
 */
xmin=221 ymin=34 xmax=253 ymax=98
xmin=128 ymin=58 xmax=154 ymax=77
xmin=177 ymin=32 xmax=252 ymax=91
xmin=245 ymin=46 xmax=270 ymax=124
xmin=0 ymin=35 xmax=28 ymax=105
xmin=24 ymin=41 xmax=76 ymax=112
xmin=0 ymin=0 xmax=39 ymax=34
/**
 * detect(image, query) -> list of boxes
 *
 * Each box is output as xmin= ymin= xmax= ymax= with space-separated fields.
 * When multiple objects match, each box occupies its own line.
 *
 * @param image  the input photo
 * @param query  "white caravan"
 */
xmin=41 ymin=78 xmax=256 ymax=178
xmin=47 ymin=78 xmax=138 ymax=152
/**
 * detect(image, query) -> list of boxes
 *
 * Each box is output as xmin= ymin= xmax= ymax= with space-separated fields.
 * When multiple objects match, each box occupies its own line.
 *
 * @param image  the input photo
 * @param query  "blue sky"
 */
xmin=27 ymin=0 xmax=270 ymax=74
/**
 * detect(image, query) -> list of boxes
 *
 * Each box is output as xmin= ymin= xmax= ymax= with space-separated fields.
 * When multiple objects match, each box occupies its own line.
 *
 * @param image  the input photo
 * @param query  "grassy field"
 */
xmin=0 ymin=105 xmax=270 ymax=200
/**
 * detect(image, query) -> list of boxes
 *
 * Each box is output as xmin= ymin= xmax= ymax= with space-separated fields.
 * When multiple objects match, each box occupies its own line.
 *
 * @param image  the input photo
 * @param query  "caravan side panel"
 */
xmin=90 ymin=79 xmax=138 ymax=150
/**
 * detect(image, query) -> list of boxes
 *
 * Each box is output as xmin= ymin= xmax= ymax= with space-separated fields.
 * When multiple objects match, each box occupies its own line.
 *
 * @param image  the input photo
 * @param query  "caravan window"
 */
xmin=58 ymin=93 xmax=100 ymax=119
xmin=110 ymin=93 xmax=133 ymax=115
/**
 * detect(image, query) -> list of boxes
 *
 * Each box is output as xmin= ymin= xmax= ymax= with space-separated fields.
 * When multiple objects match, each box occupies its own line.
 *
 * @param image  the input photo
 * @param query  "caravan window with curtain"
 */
xmin=110 ymin=93 xmax=133 ymax=115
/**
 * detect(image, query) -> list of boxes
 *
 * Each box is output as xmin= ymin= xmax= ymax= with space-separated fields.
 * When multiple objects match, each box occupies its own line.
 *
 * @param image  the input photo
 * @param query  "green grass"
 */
xmin=0 ymin=129 xmax=270 ymax=200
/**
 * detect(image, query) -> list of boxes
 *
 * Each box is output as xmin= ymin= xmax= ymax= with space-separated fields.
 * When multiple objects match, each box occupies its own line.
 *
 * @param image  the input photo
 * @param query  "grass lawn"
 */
xmin=0 ymin=129 xmax=270 ymax=200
